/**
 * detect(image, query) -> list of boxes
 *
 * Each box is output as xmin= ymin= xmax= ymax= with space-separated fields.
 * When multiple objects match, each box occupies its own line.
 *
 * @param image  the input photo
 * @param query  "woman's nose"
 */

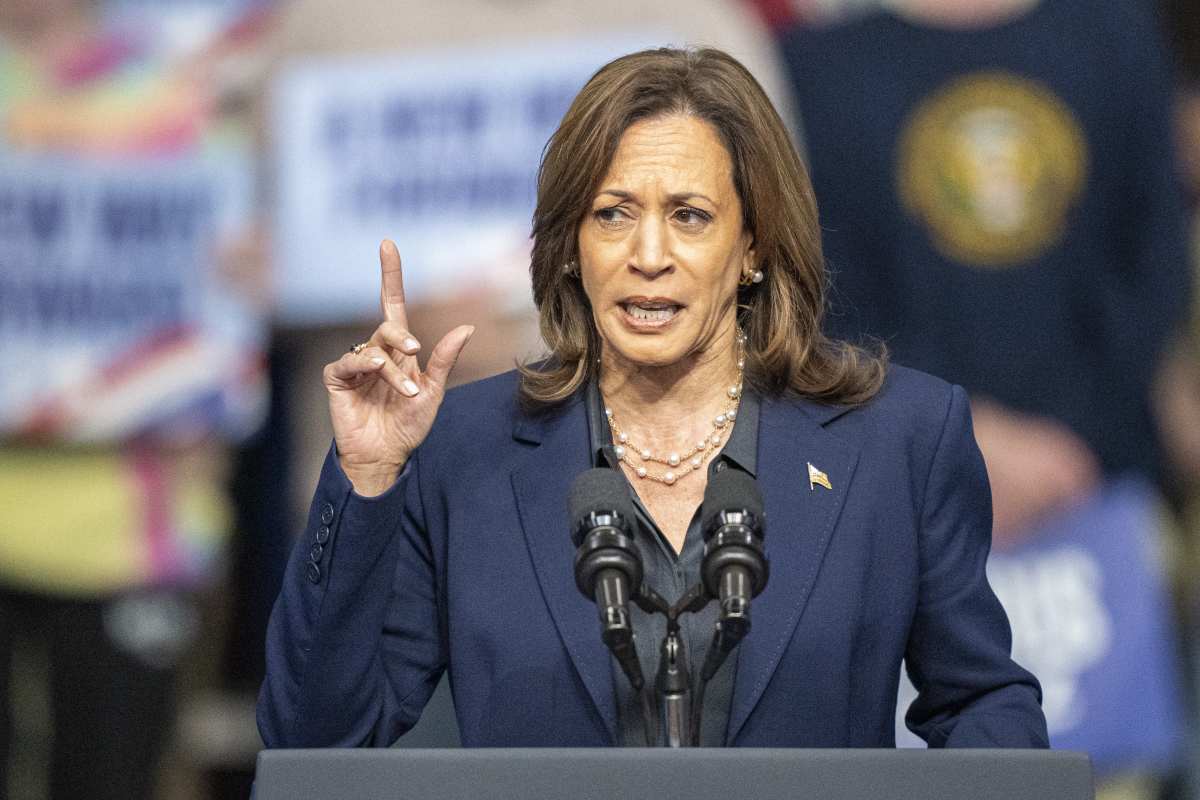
xmin=630 ymin=217 xmax=672 ymax=278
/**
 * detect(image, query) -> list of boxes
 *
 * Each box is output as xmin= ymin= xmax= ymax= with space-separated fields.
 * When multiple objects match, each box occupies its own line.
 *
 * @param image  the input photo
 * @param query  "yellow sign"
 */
xmin=897 ymin=72 xmax=1087 ymax=267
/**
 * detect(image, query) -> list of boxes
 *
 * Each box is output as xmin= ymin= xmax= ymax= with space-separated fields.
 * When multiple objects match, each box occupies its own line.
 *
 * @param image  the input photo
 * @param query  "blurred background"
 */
xmin=0 ymin=0 xmax=1196 ymax=798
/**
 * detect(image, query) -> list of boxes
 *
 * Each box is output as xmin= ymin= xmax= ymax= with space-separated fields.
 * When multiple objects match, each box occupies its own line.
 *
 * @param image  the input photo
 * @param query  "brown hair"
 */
xmin=520 ymin=47 xmax=886 ymax=407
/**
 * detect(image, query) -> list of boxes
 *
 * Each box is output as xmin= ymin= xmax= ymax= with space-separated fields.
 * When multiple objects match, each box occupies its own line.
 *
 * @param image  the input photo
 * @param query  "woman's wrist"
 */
xmin=339 ymin=456 xmax=406 ymax=497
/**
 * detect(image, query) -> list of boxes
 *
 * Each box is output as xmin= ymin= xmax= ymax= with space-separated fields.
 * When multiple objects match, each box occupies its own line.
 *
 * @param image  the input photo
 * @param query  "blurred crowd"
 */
xmin=0 ymin=0 xmax=1196 ymax=798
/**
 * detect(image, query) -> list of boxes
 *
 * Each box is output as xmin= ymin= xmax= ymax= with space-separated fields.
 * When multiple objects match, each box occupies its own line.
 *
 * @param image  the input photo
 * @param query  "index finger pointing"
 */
xmin=379 ymin=239 xmax=409 ymax=327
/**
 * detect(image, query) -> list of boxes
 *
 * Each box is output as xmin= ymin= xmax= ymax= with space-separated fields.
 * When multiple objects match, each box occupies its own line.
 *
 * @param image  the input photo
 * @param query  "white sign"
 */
xmin=0 ymin=154 xmax=263 ymax=441
xmin=271 ymin=34 xmax=671 ymax=323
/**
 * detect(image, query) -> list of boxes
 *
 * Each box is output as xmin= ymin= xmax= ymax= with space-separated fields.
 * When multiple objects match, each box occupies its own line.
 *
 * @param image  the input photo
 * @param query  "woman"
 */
xmin=258 ymin=47 xmax=1047 ymax=748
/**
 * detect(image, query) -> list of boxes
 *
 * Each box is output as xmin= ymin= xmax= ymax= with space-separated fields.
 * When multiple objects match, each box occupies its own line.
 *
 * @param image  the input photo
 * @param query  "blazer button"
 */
xmin=320 ymin=503 xmax=335 ymax=525
xmin=316 ymin=525 xmax=330 ymax=544
xmin=306 ymin=561 xmax=321 ymax=584
xmin=310 ymin=542 xmax=324 ymax=563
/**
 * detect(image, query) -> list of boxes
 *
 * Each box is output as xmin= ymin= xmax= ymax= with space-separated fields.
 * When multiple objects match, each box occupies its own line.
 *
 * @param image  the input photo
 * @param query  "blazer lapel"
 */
xmin=726 ymin=396 xmax=861 ymax=743
xmin=510 ymin=397 xmax=618 ymax=743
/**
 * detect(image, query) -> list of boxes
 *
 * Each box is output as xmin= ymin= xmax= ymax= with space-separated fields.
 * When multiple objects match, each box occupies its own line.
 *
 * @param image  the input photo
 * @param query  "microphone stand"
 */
xmin=604 ymin=552 xmax=761 ymax=748
xmin=657 ymin=627 xmax=689 ymax=747
xmin=618 ymin=568 xmax=761 ymax=748
xmin=616 ymin=579 xmax=756 ymax=747
xmin=646 ymin=581 xmax=751 ymax=747
xmin=668 ymin=583 xmax=723 ymax=748
xmin=637 ymin=584 xmax=711 ymax=747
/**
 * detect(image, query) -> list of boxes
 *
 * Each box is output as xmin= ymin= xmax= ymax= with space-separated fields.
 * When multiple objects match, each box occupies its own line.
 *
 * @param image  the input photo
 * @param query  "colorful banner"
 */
xmin=0 ymin=154 xmax=265 ymax=442
xmin=270 ymin=34 xmax=670 ymax=324
xmin=895 ymin=478 xmax=1186 ymax=774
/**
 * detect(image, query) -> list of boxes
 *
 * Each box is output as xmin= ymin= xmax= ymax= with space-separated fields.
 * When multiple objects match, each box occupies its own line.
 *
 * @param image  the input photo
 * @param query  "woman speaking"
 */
xmin=258 ymin=47 xmax=1048 ymax=748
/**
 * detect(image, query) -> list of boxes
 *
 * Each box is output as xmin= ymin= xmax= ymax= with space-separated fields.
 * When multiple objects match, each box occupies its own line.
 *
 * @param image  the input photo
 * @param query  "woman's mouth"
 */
xmin=619 ymin=299 xmax=682 ymax=326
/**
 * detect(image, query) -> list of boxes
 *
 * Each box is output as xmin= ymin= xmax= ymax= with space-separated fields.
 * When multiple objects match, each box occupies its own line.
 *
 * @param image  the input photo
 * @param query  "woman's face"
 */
xmin=578 ymin=114 xmax=754 ymax=370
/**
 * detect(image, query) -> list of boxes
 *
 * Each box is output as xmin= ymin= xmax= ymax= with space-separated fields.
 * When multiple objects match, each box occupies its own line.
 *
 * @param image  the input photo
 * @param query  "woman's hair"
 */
xmin=520 ymin=46 xmax=886 ymax=407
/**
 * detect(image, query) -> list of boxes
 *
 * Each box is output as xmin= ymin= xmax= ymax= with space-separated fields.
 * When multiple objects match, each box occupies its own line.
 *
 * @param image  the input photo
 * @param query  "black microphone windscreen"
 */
xmin=701 ymin=468 xmax=764 ymax=523
xmin=568 ymin=468 xmax=637 ymax=528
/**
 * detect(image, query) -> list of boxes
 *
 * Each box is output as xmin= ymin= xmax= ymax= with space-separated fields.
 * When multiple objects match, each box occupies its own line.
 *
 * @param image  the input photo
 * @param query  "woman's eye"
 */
xmin=594 ymin=207 xmax=628 ymax=226
xmin=674 ymin=208 xmax=711 ymax=226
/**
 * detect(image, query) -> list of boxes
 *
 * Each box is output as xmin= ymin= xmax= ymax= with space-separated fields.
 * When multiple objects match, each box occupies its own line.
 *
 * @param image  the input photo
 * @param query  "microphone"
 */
xmin=699 ymin=469 xmax=768 ymax=678
xmin=690 ymin=469 xmax=768 ymax=745
xmin=568 ymin=468 xmax=646 ymax=690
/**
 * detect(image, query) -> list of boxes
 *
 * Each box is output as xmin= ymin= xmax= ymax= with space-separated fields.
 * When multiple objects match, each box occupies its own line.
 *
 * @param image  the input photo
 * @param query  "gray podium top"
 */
xmin=254 ymin=748 xmax=1093 ymax=800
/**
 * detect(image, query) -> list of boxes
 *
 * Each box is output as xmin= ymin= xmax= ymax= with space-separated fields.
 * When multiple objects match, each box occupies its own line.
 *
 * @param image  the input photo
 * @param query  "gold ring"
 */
xmin=351 ymin=342 xmax=369 ymax=355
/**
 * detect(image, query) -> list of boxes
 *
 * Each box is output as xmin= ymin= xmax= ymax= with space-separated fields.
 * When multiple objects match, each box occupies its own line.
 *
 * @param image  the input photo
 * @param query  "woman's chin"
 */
xmin=603 ymin=332 xmax=690 ymax=370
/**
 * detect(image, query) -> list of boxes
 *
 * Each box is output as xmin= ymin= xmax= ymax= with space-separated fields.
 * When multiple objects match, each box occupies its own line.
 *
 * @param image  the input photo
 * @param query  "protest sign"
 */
xmin=0 ymin=154 xmax=264 ymax=442
xmin=271 ymin=34 xmax=669 ymax=323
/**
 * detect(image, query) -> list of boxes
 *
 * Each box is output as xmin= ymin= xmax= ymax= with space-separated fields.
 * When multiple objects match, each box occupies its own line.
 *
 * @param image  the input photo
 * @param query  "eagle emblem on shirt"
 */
xmin=897 ymin=71 xmax=1087 ymax=267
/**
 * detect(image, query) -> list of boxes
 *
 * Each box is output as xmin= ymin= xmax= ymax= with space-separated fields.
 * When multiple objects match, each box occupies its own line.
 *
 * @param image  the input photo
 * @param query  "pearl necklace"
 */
xmin=604 ymin=336 xmax=745 ymax=487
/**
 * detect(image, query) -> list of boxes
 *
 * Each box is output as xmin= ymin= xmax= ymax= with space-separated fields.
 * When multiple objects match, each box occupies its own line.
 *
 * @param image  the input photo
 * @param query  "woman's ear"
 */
xmin=738 ymin=235 xmax=764 ymax=288
xmin=743 ymin=228 xmax=757 ymax=266
xmin=739 ymin=235 xmax=757 ymax=277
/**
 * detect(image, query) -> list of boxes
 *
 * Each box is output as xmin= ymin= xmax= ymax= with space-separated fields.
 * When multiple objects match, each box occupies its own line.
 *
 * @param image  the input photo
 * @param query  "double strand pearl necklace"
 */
xmin=604 ymin=335 xmax=745 ymax=487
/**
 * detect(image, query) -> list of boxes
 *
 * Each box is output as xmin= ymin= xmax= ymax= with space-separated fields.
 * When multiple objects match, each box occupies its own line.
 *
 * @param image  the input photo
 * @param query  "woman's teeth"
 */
xmin=624 ymin=303 xmax=679 ymax=321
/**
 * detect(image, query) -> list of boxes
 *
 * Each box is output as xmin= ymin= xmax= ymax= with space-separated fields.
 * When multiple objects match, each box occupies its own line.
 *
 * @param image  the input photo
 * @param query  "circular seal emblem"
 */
xmin=897 ymin=72 xmax=1087 ymax=267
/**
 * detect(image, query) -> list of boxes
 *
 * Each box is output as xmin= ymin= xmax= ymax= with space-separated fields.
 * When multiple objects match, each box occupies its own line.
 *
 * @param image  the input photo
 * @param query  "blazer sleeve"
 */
xmin=903 ymin=384 xmax=1050 ymax=748
xmin=257 ymin=442 xmax=445 ymax=748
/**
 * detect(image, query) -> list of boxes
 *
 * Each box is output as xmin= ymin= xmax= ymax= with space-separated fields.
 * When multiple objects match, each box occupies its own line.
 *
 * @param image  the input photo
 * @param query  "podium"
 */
xmin=254 ymin=748 xmax=1093 ymax=800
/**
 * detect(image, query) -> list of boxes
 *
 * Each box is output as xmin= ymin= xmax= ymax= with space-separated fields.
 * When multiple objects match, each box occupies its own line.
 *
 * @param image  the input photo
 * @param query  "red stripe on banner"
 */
xmin=14 ymin=325 xmax=201 ymax=440
xmin=97 ymin=324 xmax=196 ymax=387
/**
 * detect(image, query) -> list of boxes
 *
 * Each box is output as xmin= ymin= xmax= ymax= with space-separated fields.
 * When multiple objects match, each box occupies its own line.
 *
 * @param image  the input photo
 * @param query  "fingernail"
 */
xmin=402 ymin=379 xmax=420 ymax=396
xmin=403 ymin=338 xmax=420 ymax=352
xmin=371 ymin=357 xmax=386 ymax=366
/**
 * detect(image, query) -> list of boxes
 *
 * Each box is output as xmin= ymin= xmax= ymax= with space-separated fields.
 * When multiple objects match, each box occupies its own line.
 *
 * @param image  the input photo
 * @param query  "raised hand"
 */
xmin=323 ymin=240 xmax=474 ymax=496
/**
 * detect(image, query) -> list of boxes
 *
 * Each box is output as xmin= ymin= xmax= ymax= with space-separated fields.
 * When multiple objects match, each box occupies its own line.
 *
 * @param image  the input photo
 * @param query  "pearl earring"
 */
xmin=740 ymin=267 xmax=764 ymax=287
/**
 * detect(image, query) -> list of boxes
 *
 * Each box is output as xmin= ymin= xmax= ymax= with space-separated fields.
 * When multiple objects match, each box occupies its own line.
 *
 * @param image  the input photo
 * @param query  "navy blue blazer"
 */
xmin=258 ymin=364 xmax=1048 ymax=749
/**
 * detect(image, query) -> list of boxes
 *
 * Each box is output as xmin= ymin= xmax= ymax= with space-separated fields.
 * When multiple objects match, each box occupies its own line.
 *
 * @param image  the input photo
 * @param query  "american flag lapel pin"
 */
xmin=807 ymin=462 xmax=832 ymax=491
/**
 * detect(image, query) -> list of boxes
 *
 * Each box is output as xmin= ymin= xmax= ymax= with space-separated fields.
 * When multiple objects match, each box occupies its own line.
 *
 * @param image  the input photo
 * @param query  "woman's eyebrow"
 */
xmin=596 ymin=188 xmax=636 ymax=201
xmin=595 ymin=189 xmax=719 ymax=207
xmin=670 ymin=192 xmax=718 ymax=207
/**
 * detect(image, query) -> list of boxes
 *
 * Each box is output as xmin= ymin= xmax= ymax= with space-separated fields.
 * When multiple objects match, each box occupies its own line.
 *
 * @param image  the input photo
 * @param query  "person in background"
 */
xmin=777 ymin=0 xmax=1192 ymax=545
xmin=775 ymin=0 xmax=1193 ymax=796
xmin=0 ymin=0 xmax=265 ymax=797
xmin=1152 ymin=4 xmax=1200 ymax=798
xmin=1155 ymin=0 xmax=1200 ymax=515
